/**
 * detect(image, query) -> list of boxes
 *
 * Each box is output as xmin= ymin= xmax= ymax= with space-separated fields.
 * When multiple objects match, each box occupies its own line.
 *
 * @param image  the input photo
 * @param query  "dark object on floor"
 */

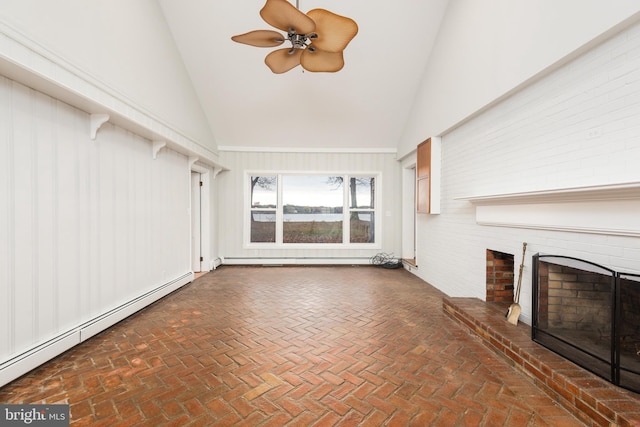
xmin=370 ymin=252 xmax=403 ymax=269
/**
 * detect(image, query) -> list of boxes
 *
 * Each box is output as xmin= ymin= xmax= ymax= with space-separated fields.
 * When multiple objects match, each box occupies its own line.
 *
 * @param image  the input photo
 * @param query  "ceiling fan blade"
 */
xmin=265 ymin=48 xmax=303 ymax=74
xmin=300 ymin=48 xmax=345 ymax=73
xmin=231 ymin=30 xmax=285 ymax=47
xmin=306 ymin=9 xmax=358 ymax=53
xmin=260 ymin=0 xmax=315 ymax=34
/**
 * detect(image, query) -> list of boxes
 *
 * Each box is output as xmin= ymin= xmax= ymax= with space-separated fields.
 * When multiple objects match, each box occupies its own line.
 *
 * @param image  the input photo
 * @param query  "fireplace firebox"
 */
xmin=532 ymin=253 xmax=640 ymax=393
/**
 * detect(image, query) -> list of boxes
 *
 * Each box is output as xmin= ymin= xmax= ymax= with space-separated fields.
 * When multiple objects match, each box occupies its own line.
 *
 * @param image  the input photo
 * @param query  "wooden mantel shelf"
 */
xmin=458 ymin=181 xmax=640 ymax=205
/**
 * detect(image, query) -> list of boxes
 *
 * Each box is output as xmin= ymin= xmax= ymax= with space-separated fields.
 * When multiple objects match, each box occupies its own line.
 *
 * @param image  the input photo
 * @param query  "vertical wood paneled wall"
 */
xmin=0 ymin=76 xmax=192 ymax=378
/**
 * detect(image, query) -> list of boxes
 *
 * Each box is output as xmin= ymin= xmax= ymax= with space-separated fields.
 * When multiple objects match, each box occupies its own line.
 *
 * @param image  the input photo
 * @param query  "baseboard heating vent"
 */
xmin=0 ymin=272 xmax=193 ymax=388
xmin=80 ymin=272 xmax=192 ymax=341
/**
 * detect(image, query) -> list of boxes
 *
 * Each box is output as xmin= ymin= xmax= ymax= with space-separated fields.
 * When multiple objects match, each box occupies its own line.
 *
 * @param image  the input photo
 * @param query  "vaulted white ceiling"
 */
xmin=158 ymin=0 xmax=450 ymax=151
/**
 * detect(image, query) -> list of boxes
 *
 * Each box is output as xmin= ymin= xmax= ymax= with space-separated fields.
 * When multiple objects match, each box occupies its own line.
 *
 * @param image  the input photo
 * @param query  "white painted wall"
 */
xmin=0 ymin=76 xmax=193 ymax=386
xmin=398 ymin=0 xmax=640 ymax=158
xmin=413 ymin=19 xmax=640 ymax=325
xmin=217 ymin=150 xmax=402 ymax=263
xmin=0 ymin=0 xmax=216 ymax=154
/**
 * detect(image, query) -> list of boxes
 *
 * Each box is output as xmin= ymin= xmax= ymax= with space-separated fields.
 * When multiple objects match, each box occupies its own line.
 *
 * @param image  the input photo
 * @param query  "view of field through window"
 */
xmin=250 ymin=174 xmax=375 ymax=244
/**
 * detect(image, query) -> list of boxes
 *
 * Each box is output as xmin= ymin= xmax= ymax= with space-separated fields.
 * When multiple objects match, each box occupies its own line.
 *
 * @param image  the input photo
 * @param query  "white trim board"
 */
xmin=222 ymin=257 xmax=375 ymax=265
xmin=218 ymin=146 xmax=397 ymax=154
xmin=0 ymin=272 xmax=193 ymax=387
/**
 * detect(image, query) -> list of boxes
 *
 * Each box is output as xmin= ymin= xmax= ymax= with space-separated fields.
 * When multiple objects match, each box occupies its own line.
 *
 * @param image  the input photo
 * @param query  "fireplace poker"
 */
xmin=506 ymin=242 xmax=527 ymax=326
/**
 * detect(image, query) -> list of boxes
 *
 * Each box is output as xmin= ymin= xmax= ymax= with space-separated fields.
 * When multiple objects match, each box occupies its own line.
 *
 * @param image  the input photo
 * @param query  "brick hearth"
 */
xmin=443 ymin=297 xmax=640 ymax=427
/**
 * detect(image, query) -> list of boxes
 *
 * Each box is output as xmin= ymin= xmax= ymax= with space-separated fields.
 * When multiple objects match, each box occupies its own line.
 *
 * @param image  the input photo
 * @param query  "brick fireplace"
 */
xmin=457 ymin=183 xmax=640 ymax=423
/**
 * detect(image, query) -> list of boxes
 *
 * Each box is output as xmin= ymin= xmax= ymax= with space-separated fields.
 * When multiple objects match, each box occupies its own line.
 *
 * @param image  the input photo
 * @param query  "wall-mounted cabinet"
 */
xmin=416 ymin=137 xmax=441 ymax=214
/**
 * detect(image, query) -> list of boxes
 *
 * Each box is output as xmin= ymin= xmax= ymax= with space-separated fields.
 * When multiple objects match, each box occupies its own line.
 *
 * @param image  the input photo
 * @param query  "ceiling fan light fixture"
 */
xmin=289 ymin=32 xmax=309 ymax=49
xmin=231 ymin=0 xmax=357 ymax=74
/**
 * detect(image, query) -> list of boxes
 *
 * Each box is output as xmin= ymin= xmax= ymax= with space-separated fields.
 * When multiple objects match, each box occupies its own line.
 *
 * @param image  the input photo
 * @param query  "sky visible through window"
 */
xmin=252 ymin=175 xmax=372 ymax=208
xmin=283 ymin=175 xmax=342 ymax=208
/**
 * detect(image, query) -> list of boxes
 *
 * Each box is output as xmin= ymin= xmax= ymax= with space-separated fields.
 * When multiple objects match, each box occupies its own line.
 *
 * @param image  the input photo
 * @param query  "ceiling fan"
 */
xmin=231 ymin=0 xmax=358 ymax=74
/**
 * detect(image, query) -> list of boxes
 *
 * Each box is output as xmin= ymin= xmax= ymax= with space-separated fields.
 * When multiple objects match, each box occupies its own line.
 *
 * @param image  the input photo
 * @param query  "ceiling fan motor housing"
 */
xmin=288 ymin=31 xmax=308 ymax=49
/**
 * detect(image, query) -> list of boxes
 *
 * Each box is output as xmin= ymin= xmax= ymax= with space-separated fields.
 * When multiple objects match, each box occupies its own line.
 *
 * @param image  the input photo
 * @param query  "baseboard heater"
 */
xmin=222 ymin=257 xmax=373 ymax=265
xmin=0 ymin=272 xmax=193 ymax=388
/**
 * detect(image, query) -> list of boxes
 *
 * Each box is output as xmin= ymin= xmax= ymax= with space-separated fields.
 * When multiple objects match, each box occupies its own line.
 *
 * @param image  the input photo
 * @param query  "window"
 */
xmin=282 ymin=175 xmax=343 ymax=243
xmin=348 ymin=177 xmax=375 ymax=243
xmin=250 ymin=175 xmax=277 ymax=242
xmin=248 ymin=173 xmax=379 ymax=246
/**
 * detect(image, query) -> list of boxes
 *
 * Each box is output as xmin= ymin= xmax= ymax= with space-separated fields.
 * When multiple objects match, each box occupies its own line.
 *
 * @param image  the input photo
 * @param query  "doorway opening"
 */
xmin=191 ymin=171 xmax=202 ymax=272
xmin=190 ymin=164 xmax=211 ymax=274
xmin=401 ymin=165 xmax=416 ymax=267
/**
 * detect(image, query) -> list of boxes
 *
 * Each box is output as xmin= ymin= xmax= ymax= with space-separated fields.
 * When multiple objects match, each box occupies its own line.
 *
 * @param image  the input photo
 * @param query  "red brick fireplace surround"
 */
xmin=443 ymin=297 xmax=640 ymax=426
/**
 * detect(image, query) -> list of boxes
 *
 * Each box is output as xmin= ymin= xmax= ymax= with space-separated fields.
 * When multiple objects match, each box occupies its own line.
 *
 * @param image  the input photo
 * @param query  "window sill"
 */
xmin=244 ymin=242 xmax=382 ymax=250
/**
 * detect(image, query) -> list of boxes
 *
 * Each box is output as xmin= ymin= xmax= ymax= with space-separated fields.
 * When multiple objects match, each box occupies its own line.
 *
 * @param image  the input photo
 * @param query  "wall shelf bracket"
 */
xmin=152 ymin=140 xmax=166 ymax=159
xmin=90 ymin=113 xmax=110 ymax=140
xmin=188 ymin=156 xmax=199 ymax=169
xmin=213 ymin=167 xmax=225 ymax=179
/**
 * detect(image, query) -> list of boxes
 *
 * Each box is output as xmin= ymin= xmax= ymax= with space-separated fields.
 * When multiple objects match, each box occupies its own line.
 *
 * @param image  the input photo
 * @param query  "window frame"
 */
xmin=347 ymin=175 xmax=377 ymax=244
xmin=244 ymin=171 xmax=382 ymax=249
xmin=248 ymin=174 xmax=278 ymax=243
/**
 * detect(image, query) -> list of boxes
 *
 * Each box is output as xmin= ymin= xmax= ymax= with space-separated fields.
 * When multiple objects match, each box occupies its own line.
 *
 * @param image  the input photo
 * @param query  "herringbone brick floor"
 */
xmin=0 ymin=266 xmax=586 ymax=426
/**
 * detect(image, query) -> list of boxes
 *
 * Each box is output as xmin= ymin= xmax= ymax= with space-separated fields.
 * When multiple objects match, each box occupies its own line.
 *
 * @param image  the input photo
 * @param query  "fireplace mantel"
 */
xmin=458 ymin=182 xmax=640 ymax=237
xmin=459 ymin=181 xmax=640 ymax=205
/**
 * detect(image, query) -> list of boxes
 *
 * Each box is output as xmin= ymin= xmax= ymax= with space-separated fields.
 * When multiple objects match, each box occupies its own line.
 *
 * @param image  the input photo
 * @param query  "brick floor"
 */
xmin=0 ymin=266 xmax=586 ymax=426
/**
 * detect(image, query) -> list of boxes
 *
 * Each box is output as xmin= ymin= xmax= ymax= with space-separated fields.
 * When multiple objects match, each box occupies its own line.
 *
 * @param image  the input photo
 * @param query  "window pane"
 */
xmin=283 ymin=216 xmax=342 ymax=243
xmin=349 ymin=177 xmax=375 ymax=208
xmin=282 ymin=176 xmax=343 ymax=243
xmin=350 ymin=212 xmax=374 ymax=243
xmin=250 ymin=211 xmax=276 ymax=242
xmin=251 ymin=175 xmax=277 ymax=208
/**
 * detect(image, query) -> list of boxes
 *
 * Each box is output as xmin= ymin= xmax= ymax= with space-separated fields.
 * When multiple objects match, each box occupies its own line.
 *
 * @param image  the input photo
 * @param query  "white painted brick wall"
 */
xmin=415 ymin=21 xmax=640 ymax=325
